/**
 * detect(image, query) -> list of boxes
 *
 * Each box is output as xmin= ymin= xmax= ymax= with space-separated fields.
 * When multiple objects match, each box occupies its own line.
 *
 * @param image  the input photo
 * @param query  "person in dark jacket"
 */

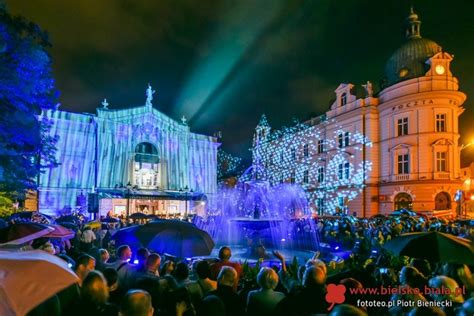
xmin=206 ymin=266 xmax=244 ymax=316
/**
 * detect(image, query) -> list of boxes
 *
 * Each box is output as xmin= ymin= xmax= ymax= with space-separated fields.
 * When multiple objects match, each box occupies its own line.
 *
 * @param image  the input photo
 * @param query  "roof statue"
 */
xmin=181 ymin=115 xmax=187 ymax=125
xmin=146 ymin=83 xmax=155 ymax=107
xmin=362 ymin=81 xmax=373 ymax=97
xmin=101 ymin=98 xmax=109 ymax=109
xmin=257 ymin=114 xmax=270 ymax=127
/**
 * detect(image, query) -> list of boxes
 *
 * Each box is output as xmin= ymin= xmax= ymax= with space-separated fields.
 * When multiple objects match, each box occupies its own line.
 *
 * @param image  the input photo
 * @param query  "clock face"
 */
xmin=435 ymin=64 xmax=445 ymax=75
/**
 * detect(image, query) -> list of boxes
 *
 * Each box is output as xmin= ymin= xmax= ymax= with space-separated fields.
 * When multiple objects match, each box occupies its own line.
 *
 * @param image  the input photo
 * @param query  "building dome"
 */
xmin=383 ymin=8 xmax=442 ymax=87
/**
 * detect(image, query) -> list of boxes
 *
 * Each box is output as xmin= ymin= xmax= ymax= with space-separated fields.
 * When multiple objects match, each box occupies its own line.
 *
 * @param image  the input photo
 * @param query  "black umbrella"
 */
xmin=383 ymin=231 xmax=474 ymax=265
xmin=57 ymin=221 xmax=78 ymax=231
xmin=129 ymin=212 xmax=147 ymax=220
xmin=0 ymin=223 xmax=54 ymax=245
xmin=113 ymin=220 xmax=214 ymax=258
xmin=101 ymin=217 xmax=120 ymax=223
xmin=56 ymin=215 xmax=81 ymax=225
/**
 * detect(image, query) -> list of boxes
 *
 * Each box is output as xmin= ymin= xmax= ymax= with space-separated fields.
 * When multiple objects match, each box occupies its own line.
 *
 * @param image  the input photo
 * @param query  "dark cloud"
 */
xmin=5 ymin=0 xmax=474 ymax=161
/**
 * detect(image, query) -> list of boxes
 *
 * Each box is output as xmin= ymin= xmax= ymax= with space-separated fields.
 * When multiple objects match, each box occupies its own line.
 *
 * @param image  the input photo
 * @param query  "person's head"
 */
xmin=399 ymin=266 xmax=426 ymax=288
xmin=306 ymin=258 xmax=328 ymax=276
xmin=428 ymin=276 xmax=464 ymax=303
xmin=81 ymin=270 xmax=109 ymax=305
xmin=218 ymin=246 xmax=232 ymax=261
xmin=330 ymin=304 xmax=367 ymax=316
xmin=145 ymin=253 xmax=161 ymax=274
xmin=160 ymin=260 xmax=175 ymax=276
xmin=120 ymin=290 xmax=154 ymax=316
xmin=102 ymin=268 xmax=119 ymax=292
xmin=461 ymin=298 xmax=474 ymax=316
xmin=409 ymin=259 xmax=431 ymax=278
xmin=117 ymin=245 xmax=132 ymax=261
xmin=173 ymin=262 xmax=190 ymax=282
xmin=99 ymin=249 xmax=110 ymax=263
xmin=407 ymin=306 xmax=445 ymax=316
xmin=217 ymin=266 xmax=237 ymax=288
xmin=200 ymin=295 xmax=225 ymax=316
xmin=194 ymin=260 xmax=211 ymax=280
xmin=74 ymin=254 xmax=96 ymax=281
xmin=256 ymin=267 xmax=279 ymax=290
xmin=340 ymin=278 xmax=364 ymax=308
xmin=32 ymin=237 xmax=56 ymax=254
xmin=136 ymin=248 xmax=150 ymax=265
xmin=303 ymin=266 xmax=326 ymax=288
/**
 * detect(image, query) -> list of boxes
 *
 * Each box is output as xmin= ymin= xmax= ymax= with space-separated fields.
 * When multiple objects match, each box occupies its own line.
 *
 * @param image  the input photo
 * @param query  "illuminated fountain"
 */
xmin=198 ymin=159 xmax=320 ymax=257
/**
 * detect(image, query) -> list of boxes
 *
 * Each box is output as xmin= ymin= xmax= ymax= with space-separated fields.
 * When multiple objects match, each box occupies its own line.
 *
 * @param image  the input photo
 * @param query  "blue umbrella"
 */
xmin=113 ymin=220 xmax=214 ymax=258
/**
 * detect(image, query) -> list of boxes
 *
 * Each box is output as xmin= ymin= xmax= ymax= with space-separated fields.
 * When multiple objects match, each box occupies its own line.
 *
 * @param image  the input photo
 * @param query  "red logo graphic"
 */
xmin=326 ymin=283 xmax=346 ymax=311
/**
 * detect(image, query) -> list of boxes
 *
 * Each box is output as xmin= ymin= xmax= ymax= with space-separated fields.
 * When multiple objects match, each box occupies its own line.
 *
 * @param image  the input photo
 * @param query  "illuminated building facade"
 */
xmin=252 ymin=9 xmax=466 ymax=217
xmin=37 ymin=88 xmax=219 ymax=216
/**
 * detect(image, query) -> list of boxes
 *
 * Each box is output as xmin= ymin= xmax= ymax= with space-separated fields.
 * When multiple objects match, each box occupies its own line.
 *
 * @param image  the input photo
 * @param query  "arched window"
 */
xmin=394 ymin=192 xmax=413 ymax=210
xmin=434 ymin=192 xmax=451 ymax=210
xmin=135 ymin=142 xmax=159 ymax=163
xmin=133 ymin=142 xmax=160 ymax=189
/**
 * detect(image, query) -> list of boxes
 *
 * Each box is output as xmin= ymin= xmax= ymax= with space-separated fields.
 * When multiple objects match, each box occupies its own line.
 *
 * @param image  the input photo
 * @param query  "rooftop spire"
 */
xmin=406 ymin=6 xmax=421 ymax=39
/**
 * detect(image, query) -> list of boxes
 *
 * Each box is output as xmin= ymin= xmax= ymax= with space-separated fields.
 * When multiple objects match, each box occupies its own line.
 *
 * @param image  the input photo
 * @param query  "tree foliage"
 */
xmin=0 ymin=5 xmax=58 ymax=198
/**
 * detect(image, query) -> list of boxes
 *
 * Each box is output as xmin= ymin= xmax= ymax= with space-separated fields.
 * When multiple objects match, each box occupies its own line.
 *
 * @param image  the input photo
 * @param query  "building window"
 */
xmin=436 ymin=152 xmax=447 ymax=172
xmin=436 ymin=114 xmax=446 ymax=132
xmin=337 ymin=197 xmax=344 ymax=208
xmin=317 ymin=167 xmax=325 ymax=183
xmin=290 ymin=171 xmax=295 ymax=184
xmin=397 ymin=154 xmax=409 ymax=174
xmin=291 ymin=148 xmax=296 ymax=160
xmin=318 ymin=140 xmax=325 ymax=153
xmin=344 ymin=162 xmax=350 ymax=179
xmin=280 ymin=151 xmax=284 ymax=163
xmin=338 ymin=132 xmax=350 ymax=148
xmin=340 ymin=93 xmax=347 ymax=106
xmin=316 ymin=198 xmax=325 ymax=214
xmin=338 ymin=163 xmax=344 ymax=180
xmin=303 ymin=144 xmax=309 ymax=157
xmin=344 ymin=132 xmax=350 ymax=147
xmin=303 ymin=170 xmax=309 ymax=184
xmin=397 ymin=117 xmax=409 ymax=136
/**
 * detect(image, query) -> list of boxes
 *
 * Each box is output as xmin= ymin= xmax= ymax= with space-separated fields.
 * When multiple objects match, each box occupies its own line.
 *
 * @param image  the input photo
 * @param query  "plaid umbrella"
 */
xmin=9 ymin=212 xmax=52 ymax=225
xmin=383 ymin=231 xmax=474 ymax=265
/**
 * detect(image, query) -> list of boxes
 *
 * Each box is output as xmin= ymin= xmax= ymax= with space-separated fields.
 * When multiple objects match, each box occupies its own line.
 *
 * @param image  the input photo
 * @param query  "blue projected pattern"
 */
xmin=38 ymin=104 xmax=219 ymax=215
xmin=252 ymin=115 xmax=373 ymax=214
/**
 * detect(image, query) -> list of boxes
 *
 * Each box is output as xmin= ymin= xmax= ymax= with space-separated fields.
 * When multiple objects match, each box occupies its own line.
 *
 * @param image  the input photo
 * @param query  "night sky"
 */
xmin=5 ymin=0 xmax=474 ymax=162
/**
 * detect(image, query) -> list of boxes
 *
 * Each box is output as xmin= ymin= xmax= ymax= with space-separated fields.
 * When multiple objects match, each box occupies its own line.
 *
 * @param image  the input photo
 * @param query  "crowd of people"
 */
xmin=14 ymin=212 xmax=474 ymax=315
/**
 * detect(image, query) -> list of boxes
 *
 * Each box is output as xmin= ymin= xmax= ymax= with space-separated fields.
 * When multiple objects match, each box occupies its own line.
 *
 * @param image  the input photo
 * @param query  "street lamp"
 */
xmin=126 ymin=182 xmax=132 ymax=219
xmin=460 ymin=140 xmax=474 ymax=152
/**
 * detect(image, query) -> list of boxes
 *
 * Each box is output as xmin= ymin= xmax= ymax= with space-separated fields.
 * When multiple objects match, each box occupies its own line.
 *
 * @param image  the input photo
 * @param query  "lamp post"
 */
xmin=460 ymin=141 xmax=474 ymax=152
xmin=126 ymin=182 xmax=132 ymax=219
